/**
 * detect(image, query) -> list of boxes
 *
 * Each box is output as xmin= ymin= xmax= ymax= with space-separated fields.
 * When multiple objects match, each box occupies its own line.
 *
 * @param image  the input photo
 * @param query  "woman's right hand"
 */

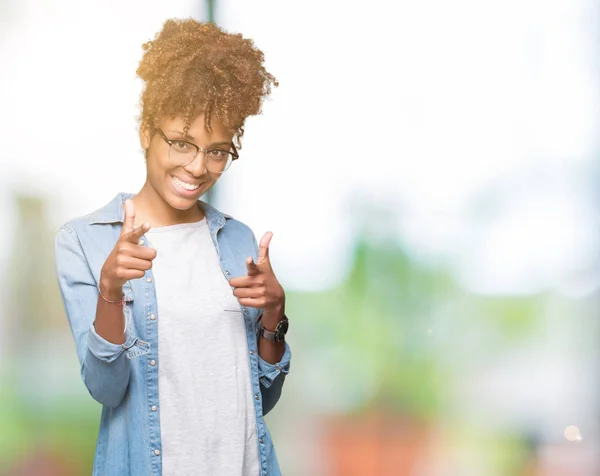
xmin=99 ymin=199 xmax=157 ymax=300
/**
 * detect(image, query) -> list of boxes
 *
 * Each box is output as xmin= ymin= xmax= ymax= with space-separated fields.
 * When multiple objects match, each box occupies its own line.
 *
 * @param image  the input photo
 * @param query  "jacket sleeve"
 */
xmin=55 ymin=225 xmax=132 ymax=408
xmin=258 ymin=343 xmax=291 ymax=416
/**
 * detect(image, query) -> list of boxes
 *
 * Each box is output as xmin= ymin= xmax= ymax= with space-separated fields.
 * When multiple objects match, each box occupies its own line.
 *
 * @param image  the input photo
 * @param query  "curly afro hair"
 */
xmin=136 ymin=18 xmax=278 ymax=148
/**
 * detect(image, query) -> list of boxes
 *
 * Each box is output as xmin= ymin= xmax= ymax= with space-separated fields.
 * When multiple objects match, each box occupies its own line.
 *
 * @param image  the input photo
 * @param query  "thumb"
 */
xmin=257 ymin=232 xmax=273 ymax=264
xmin=121 ymin=199 xmax=136 ymax=236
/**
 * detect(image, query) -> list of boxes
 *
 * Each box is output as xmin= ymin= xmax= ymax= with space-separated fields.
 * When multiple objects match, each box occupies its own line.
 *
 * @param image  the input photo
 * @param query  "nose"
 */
xmin=183 ymin=151 xmax=209 ymax=178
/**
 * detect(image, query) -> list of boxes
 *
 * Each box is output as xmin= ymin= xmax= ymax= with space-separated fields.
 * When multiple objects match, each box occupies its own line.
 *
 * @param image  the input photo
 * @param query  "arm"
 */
xmin=230 ymin=230 xmax=292 ymax=415
xmin=55 ymin=225 xmax=131 ymax=408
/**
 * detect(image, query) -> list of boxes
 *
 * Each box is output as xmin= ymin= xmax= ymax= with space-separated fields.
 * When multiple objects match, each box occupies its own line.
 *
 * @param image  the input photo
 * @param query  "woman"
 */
xmin=54 ymin=19 xmax=291 ymax=476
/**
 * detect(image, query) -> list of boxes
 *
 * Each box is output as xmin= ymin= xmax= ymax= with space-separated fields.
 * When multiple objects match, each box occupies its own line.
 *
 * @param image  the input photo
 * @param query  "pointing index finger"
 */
xmin=246 ymin=256 xmax=260 ymax=276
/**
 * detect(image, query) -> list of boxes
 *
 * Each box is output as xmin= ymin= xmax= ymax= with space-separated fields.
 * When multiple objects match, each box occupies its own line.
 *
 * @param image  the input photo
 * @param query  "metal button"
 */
xmin=255 ymin=393 xmax=259 ymax=400
xmin=154 ymin=449 xmax=160 ymax=456
xmin=259 ymin=437 xmax=264 ymax=444
xmin=226 ymin=270 xmax=231 ymax=275
xmin=276 ymin=366 xmax=281 ymax=371
xmin=146 ymin=277 xmax=152 ymax=283
xmin=150 ymin=314 xmax=156 ymax=321
xmin=138 ymin=238 xmax=145 ymax=246
xmin=150 ymin=360 xmax=156 ymax=366
xmin=243 ymin=307 xmax=248 ymax=312
xmin=151 ymin=405 xmax=157 ymax=412
xmin=249 ymin=350 xmax=255 ymax=355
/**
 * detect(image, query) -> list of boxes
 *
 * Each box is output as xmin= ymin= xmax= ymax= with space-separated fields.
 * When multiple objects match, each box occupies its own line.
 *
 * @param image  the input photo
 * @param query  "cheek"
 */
xmin=146 ymin=151 xmax=173 ymax=179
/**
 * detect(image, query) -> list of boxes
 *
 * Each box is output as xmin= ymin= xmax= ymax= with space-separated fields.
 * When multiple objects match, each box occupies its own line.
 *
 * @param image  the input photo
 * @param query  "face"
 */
xmin=139 ymin=113 xmax=234 ymax=211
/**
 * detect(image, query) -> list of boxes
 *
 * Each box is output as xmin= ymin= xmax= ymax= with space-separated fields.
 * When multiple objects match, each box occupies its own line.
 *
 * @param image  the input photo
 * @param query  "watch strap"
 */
xmin=260 ymin=326 xmax=277 ymax=342
xmin=259 ymin=315 xmax=289 ymax=343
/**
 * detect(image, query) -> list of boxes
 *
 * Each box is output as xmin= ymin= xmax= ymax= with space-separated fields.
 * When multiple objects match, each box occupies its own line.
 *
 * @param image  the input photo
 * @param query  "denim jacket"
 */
xmin=54 ymin=193 xmax=291 ymax=476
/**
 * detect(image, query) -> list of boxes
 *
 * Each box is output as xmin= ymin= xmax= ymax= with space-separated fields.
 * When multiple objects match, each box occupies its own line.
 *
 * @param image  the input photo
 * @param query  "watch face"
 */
xmin=275 ymin=318 xmax=289 ymax=342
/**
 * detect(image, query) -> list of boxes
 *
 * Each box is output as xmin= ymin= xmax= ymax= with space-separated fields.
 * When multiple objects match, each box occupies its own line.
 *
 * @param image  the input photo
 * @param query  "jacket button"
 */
xmin=249 ymin=350 xmax=255 ymax=355
xmin=151 ymin=406 xmax=157 ymax=412
xmin=150 ymin=314 xmax=156 ymax=321
xmin=255 ymin=393 xmax=259 ymax=400
xmin=138 ymin=238 xmax=145 ymax=246
xmin=146 ymin=277 xmax=152 ymax=283
xmin=150 ymin=360 xmax=156 ymax=366
xmin=259 ymin=437 xmax=264 ymax=444
xmin=154 ymin=449 xmax=160 ymax=456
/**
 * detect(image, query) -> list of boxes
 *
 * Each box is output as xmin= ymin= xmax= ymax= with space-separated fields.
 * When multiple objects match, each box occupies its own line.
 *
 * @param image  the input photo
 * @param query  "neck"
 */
xmin=133 ymin=181 xmax=205 ymax=227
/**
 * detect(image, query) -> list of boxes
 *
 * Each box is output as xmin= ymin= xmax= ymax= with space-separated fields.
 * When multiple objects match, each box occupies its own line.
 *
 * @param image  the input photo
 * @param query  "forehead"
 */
xmin=160 ymin=114 xmax=233 ymax=143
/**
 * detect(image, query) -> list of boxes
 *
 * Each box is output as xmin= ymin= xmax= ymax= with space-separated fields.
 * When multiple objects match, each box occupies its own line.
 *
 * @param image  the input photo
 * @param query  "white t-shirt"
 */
xmin=146 ymin=219 xmax=259 ymax=476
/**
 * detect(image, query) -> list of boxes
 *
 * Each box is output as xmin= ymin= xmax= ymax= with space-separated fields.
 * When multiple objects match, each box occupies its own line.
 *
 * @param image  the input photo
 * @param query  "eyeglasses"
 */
xmin=157 ymin=128 xmax=239 ymax=174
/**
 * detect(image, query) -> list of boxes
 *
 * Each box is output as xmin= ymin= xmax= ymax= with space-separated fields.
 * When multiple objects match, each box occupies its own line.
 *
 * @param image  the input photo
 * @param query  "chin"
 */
xmin=164 ymin=190 xmax=200 ymax=210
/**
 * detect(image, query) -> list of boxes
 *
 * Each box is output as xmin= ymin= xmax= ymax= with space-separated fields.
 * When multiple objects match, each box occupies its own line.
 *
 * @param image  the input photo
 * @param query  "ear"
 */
xmin=139 ymin=125 xmax=152 ymax=150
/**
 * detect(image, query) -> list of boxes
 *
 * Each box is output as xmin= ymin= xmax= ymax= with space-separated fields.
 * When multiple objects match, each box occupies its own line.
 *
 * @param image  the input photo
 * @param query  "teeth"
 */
xmin=172 ymin=176 xmax=199 ymax=191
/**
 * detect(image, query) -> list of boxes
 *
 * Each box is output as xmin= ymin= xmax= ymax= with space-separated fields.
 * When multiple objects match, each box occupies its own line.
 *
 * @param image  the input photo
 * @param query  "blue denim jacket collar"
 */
xmin=88 ymin=192 xmax=232 ymax=227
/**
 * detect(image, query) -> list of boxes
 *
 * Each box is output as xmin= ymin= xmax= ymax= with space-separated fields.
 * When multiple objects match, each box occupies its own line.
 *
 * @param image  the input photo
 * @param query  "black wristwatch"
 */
xmin=259 ymin=315 xmax=289 ymax=343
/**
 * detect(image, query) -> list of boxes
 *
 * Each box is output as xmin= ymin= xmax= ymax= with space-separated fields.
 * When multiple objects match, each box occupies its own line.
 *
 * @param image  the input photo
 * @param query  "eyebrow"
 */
xmin=168 ymin=130 xmax=232 ymax=148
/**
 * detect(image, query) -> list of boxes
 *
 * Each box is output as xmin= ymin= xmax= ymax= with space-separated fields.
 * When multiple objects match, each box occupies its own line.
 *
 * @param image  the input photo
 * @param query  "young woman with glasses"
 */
xmin=54 ymin=19 xmax=291 ymax=476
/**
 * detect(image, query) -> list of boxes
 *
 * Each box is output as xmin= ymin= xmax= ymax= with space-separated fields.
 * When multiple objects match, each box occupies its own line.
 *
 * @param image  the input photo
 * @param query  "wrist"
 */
xmin=260 ymin=306 xmax=285 ymax=331
xmin=98 ymin=277 xmax=123 ymax=302
xmin=259 ymin=314 xmax=289 ymax=343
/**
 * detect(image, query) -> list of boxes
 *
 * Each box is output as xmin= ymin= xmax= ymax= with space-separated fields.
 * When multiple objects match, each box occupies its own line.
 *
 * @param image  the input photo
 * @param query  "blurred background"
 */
xmin=1 ymin=0 xmax=599 ymax=474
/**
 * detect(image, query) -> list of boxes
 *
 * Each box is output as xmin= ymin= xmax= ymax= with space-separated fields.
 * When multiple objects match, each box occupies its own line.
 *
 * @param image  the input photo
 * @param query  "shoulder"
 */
xmin=200 ymin=200 xmax=255 ymax=240
xmin=220 ymin=216 xmax=257 ymax=251
xmin=223 ymin=216 xmax=254 ymax=238
xmin=57 ymin=193 xmax=129 ymax=243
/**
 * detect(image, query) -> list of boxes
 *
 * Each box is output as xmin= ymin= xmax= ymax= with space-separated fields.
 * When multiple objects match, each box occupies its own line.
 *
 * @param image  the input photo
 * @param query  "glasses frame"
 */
xmin=157 ymin=128 xmax=239 ymax=173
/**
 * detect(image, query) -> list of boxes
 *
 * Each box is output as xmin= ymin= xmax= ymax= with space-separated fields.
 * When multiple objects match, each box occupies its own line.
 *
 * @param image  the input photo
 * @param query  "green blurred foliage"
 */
xmin=286 ymin=232 xmax=543 ymax=422
xmin=1 ymin=364 xmax=99 ymax=473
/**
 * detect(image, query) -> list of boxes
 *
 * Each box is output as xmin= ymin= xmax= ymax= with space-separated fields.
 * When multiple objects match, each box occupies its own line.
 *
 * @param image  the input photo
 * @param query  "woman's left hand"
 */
xmin=229 ymin=232 xmax=285 ymax=327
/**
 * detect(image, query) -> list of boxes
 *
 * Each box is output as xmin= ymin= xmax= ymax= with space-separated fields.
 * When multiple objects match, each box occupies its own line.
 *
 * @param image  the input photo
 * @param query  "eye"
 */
xmin=207 ymin=149 xmax=228 ymax=159
xmin=172 ymin=141 xmax=192 ymax=152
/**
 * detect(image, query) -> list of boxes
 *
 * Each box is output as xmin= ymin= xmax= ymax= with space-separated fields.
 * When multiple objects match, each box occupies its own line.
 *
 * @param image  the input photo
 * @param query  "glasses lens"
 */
xmin=205 ymin=150 xmax=234 ymax=174
xmin=168 ymin=142 xmax=235 ymax=173
xmin=169 ymin=141 xmax=196 ymax=166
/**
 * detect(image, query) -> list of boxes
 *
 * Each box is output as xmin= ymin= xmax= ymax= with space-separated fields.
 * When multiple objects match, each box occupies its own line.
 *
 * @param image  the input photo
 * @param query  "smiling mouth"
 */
xmin=171 ymin=175 xmax=201 ymax=192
